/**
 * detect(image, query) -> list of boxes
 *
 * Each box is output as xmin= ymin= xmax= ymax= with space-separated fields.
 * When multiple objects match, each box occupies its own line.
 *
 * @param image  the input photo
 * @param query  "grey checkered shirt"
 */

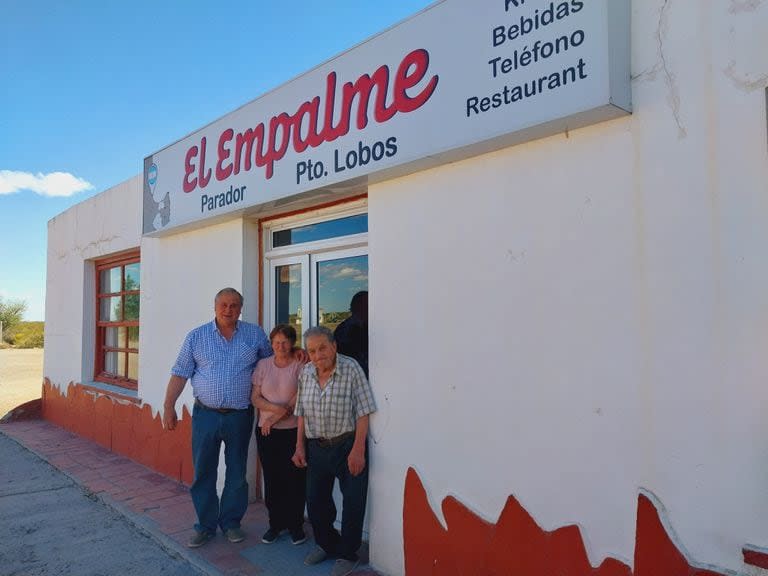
xmin=295 ymin=353 xmax=376 ymax=439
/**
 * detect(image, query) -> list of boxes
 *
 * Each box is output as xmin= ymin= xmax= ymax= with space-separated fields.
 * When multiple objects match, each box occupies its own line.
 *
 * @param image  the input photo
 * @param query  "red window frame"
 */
xmin=94 ymin=250 xmax=140 ymax=390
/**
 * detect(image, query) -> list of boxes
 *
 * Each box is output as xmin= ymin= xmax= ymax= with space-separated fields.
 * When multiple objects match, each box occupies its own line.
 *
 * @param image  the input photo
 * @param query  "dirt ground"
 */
xmin=0 ymin=348 xmax=43 ymax=418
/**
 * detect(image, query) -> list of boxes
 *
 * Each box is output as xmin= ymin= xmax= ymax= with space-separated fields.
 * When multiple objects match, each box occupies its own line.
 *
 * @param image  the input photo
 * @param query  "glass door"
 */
xmin=267 ymin=249 xmax=368 ymax=340
xmin=311 ymin=247 xmax=369 ymax=333
xmin=264 ymin=206 xmax=368 ymax=342
xmin=268 ymin=254 xmax=309 ymax=346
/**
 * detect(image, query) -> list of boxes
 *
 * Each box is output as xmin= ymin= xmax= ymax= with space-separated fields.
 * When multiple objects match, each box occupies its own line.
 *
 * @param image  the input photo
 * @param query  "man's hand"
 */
xmin=163 ymin=376 xmax=186 ymax=431
xmin=292 ymin=446 xmax=307 ymax=468
xmin=347 ymin=448 xmax=365 ymax=476
xmin=163 ymin=406 xmax=178 ymax=431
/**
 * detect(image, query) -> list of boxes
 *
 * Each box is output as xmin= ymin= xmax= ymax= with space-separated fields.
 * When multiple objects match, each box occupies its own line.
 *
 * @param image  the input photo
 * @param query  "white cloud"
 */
xmin=0 ymin=170 xmax=93 ymax=197
xmin=332 ymin=266 xmax=361 ymax=279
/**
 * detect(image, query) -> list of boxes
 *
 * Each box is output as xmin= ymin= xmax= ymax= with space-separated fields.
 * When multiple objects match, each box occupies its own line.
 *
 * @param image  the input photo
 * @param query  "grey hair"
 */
xmin=303 ymin=325 xmax=335 ymax=344
xmin=215 ymin=287 xmax=243 ymax=306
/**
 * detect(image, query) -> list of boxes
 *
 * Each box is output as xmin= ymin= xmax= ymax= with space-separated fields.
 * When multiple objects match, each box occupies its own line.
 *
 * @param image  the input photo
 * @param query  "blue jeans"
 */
xmin=306 ymin=435 xmax=368 ymax=561
xmin=191 ymin=404 xmax=254 ymax=534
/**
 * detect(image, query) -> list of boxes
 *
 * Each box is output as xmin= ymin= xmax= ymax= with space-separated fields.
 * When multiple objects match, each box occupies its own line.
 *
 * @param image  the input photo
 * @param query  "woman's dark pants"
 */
xmin=255 ymin=426 xmax=307 ymax=531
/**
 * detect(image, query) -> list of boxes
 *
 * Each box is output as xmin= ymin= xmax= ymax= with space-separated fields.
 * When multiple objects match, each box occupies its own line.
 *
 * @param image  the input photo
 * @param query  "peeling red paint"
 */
xmin=404 ymin=468 xmax=726 ymax=576
xmin=743 ymin=548 xmax=768 ymax=570
xmin=42 ymin=379 xmax=193 ymax=484
xmin=634 ymin=494 xmax=722 ymax=576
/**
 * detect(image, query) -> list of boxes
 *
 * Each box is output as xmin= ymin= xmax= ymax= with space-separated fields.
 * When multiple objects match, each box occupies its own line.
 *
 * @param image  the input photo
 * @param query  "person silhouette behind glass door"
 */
xmin=333 ymin=291 xmax=368 ymax=378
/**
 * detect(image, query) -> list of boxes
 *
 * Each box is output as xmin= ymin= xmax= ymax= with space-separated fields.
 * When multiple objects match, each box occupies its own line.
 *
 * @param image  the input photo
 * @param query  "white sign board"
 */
xmin=144 ymin=0 xmax=630 ymax=234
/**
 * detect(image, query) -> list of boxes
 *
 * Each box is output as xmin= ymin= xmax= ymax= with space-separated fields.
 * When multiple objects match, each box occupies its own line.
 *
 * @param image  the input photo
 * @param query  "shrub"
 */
xmin=5 ymin=322 xmax=44 ymax=348
xmin=0 ymin=297 xmax=27 ymax=338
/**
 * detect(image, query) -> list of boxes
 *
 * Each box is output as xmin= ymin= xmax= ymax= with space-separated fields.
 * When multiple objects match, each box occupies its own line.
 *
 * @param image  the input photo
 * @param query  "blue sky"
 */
xmin=0 ymin=0 xmax=432 ymax=321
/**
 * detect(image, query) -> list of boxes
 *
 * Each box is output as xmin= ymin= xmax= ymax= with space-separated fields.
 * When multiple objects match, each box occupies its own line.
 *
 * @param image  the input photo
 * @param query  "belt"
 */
xmin=194 ymin=399 xmax=249 ymax=414
xmin=310 ymin=431 xmax=355 ymax=448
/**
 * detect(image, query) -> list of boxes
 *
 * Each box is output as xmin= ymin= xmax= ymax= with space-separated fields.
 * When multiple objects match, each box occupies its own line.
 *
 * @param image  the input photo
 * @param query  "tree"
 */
xmin=0 ymin=297 xmax=27 ymax=341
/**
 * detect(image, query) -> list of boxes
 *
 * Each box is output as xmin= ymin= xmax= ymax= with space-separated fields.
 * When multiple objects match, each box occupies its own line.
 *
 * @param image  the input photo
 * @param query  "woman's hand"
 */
xmin=260 ymin=414 xmax=277 ymax=435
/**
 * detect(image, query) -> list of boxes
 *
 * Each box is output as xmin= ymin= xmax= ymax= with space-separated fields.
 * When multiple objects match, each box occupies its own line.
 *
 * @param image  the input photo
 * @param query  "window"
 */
xmin=272 ymin=213 xmax=368 ymax=248
xmin=265 ymin=206 xmax=368 ymax=345
xmin=95 ymin=251 xmax=140 ymax=389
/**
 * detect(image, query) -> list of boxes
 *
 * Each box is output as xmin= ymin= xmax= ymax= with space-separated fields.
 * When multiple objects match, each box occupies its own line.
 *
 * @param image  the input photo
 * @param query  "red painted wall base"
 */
xmin=404 ymin=468 xmax=726 ymax=576
xmin=42 ymin=379 xmax=193 ymax=484
xmin=743 ymin=547 xmax=768 ymax=570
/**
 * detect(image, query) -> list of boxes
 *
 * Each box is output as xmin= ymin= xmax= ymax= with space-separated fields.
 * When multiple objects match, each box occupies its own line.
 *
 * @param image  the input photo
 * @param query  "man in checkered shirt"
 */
xmin=292 ymin=325 xmax=376 ymax=576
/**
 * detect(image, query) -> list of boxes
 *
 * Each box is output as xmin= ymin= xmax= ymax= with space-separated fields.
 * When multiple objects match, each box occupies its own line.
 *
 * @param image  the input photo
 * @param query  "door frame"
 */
xmin=261 ymin=200 xmax=368 ymax=337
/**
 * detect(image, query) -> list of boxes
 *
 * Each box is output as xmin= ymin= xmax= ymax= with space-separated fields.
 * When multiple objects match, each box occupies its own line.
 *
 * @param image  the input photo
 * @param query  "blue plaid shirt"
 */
xmin=171 ymin=320 xmax=272 ymax=409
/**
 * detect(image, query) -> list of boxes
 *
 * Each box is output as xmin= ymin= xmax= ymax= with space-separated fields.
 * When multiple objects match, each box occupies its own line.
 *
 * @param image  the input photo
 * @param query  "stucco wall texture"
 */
xmin=43 ymin=2 xmax=768 ymax=575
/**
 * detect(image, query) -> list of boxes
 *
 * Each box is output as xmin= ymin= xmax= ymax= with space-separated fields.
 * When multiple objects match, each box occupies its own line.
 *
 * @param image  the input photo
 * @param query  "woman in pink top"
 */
xmin=251 ymin=324 xmax=307 ymax=545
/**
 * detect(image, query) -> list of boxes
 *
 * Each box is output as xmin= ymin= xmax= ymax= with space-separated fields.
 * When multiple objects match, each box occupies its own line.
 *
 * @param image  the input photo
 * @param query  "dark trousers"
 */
xmin=190 ymin=404 xmax=254 ymax=534
xmin=255 ymin=426 xmax=307 ymax=531
xmin=306 ymin=435 xmax=368 ymax=561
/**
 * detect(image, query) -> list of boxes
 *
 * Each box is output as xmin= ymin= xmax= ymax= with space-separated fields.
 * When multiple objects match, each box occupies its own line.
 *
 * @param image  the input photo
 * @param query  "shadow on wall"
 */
xmin=403 ymin=467 xmax=728 ymax=576
xmin=42 ymin=379 xmax=194 ymax=484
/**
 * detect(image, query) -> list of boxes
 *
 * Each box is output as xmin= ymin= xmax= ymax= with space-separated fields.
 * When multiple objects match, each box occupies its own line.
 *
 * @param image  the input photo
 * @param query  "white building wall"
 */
xmin=138 ymin=218 xmax=247 ymax=412
xmin=139 ymin=218 xmax=259 ymax=493
xmin=44 ymin=176 xmax=142 ymax=387
xmin=43 ymin=2 xmax=768 ymax=575
xmin=45 ymin=186 xmax=255 ymax=492
xmin=367 ymin=1 xmax=768 ymax=574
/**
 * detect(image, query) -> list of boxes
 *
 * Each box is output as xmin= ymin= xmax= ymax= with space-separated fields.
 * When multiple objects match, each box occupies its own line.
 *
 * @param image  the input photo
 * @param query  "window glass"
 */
xmin=273 ymin=214 xmax=367 ymax=248
xmin=104 ymin=327 xmax=119 ymax=347
xmin=128 ymin=353 xmax=139 ymax=381
xmin=100 ymin=267 xmax=122 ymax=294
xmin=100 ymin=297 xmax=122 ymax=322
xmin=95 ymin=253 xmax=140 ymax=389
xmin=128 ymin=326 xmax=139 ymax=349
xmin=316 ymin=255 xmax=368 ymax=332
xmin=103 ymin=326 xmax=127 ymax=348
xmin=104 ymin=351 xmax=123 ymax=376
xmin=124 ymin=294 xmax=140 ymax=321
xmin=125 ymin=263 xmax=140 ymax=290
xmin=115 ymin=352 xmax=127 ymax=377
xmin=275 ymin=263 xmax=303 ymax=346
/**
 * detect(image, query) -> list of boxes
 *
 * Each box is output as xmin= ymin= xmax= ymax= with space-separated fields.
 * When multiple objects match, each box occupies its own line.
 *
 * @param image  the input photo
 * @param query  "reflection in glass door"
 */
xmin=314 ymin=252 xmax=368 ymax=333
xmin=269 ymin=250 xmax=367 ymax=342
xmin=270 ymin=255 xmax=309 ymax=346
xmin=265 ymin=209 xmax=367 ymax=343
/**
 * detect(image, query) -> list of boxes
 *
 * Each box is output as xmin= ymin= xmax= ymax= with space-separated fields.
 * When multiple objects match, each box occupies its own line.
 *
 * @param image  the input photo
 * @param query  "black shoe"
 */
xmin=290 ymin=527 xmax=307 ymax=545
xmin=261 ymin=528 xmax=281 ymax=544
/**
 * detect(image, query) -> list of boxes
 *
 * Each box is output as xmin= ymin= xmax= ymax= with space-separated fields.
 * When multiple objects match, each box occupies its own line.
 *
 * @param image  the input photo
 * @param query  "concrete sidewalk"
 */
xmin=0 ymin=419 xmax=378 ymax=576
xmin=0 ymin=428 xmax=201 ymax=576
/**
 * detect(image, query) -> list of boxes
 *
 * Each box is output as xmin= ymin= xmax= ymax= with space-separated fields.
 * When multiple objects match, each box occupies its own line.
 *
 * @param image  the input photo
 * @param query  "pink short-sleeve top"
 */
xmin=252 ymin=356 xmax=302 ymax=429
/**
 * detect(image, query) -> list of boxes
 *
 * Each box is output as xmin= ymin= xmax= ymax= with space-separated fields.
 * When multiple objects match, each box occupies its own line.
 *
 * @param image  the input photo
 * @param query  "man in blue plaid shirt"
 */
xmin=162 ymin=287 xmax=272 ymax=548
